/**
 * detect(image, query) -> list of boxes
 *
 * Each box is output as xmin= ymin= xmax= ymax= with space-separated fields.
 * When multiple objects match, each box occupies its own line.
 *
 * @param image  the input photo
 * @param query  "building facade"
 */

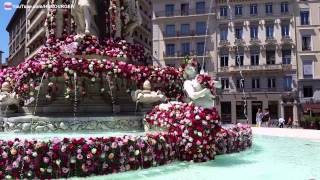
xmin=295 ymin=0 xmax=320 ymax=117
xmin=152 ymin=0 xmax=305 ymax=124
xmin=152 ymin=0 xmax=217 ymax=75
xmin=216 ymin=0 xmax=298 ymax=124
xmin=25 ymin=0 xmax=48 ymax=60
xmin=6 ymin=0 xmax=27 ymax=66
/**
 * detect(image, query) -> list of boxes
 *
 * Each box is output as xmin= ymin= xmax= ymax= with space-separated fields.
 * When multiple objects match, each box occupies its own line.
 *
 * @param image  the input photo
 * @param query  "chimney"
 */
xmin=0 ymin=50 xmax=3 ymax=69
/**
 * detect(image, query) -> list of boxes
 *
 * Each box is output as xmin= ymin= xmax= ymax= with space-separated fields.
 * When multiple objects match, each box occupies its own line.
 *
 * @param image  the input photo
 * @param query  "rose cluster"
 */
xmin=144 ymin=102 xmax=252 ymax=162
xmin=0 ymin=133 xmax=180 ymax=179
xmin=196 ymin=74 xmax=216 ymax=94
xmin=0 ymin=47 xmax=184 ymax=99
xmin=46 ymin=35 xmax=146 ymax=62
xmin=214 ymin=124 xmax=252 ymax=155
xmin=144 ymin=102 xmax=220 ymax=162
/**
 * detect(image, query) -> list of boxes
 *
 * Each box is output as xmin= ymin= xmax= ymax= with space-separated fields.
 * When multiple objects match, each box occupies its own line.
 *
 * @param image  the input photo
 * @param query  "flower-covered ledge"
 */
xmin=0 ymin=123 xmax=251 ymax=179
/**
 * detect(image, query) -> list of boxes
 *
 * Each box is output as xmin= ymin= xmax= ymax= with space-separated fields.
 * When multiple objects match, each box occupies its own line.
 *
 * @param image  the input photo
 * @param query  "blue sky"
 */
xmin=0 ymin=0 xmax=21 ymax=62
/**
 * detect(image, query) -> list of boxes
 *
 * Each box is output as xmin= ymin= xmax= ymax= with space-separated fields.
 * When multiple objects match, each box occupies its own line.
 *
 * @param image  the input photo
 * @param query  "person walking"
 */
xmin=256 ymin=108 xmax=263 ymax=127
xmin=278 ymin=117 xmax=285 ymax=128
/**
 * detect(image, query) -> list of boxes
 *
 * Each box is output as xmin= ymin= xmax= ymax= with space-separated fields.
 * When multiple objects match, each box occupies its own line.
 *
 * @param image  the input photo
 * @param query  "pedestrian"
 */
xmin=263 ymin=109 xmax=271 ymax=127
xmin=287 ymin=117 xmax=293 ymax=128
xmin=278 ymin=117 xmax=285 ymax=128
xmin=256 ymin=108 xmax=263 ymax=127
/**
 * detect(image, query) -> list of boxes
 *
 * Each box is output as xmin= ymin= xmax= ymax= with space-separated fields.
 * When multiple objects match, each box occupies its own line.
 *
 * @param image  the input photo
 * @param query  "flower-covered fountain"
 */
xmin=0 ymin=0 xmax=252 ymax=179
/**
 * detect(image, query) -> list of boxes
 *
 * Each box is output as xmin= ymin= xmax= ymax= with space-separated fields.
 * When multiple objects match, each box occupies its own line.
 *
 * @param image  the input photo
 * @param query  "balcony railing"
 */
xmin=164 ymin=30 xmax=207 ymax=38
xmin=155 ymin=8 xmax=214 ymax=18
xmin=219 ymin=64 xmax=293 ymax=73
xmin=164 ymin=50 xmax=210 ymax=58
xmin=220 ymin=87 xmax=294 ymax=94
xmin=281 ymin=36 xmax=293 ymax=44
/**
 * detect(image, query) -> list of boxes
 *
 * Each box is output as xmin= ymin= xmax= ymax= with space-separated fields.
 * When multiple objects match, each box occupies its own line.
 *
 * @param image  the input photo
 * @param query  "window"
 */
xmin=268 ymin=78 xmax=276 ymax=88
xmin=220 ymin=28 xmax=228 ymax=40
xmin=303 ymin=60 xmax=313 ymax=78
xmin=265 ymin=3 xmax=273 ymax=14
xmin=302 ymin=35 xmax=311 ymax=51
xmin=235 ymin=27 xmax=243 ymax=39
xmin=165 ymin=4 xmax=175 ymax=16
xmin=236 ymin=101 xmax=247 ymax=119
xmin=236 ymin=78 xmax=245 ymax=89
xmin=250 ymin=26 xmax=258 ymax=39
xmin=181 ymin=3 xmax=189 ymax=16
xmin=266 ymin=50 xmax=275 ymax=64
xmin=252 ymin=78 xmax=260 ymax=89
xmin=220 ymin=6 xmax=228 ymax=17
xmin=220 ymin=55 xmax=229 ymax=67
xmin=165 ymin=24 xmax=176 ymax=37
xmin=196 ymin=22 xmax=206 ymax=35
xmin=166 ymin=44 xmax=175 ymax=56
xmin=282 ymin=50 xmax=291 ymax=64
xmin=266 ymin=25 xmax=274 ymax=38
xmin=283 ymin=76 xmax=292 ymax=91
xmin=221 ymin=78 xmax=230 ymax=89
xmin=181 ymin=43 xmax=190 ymax=56
xmin=250 ymin=4 xmax=258 ymax=15
xmin=250 ymin=49 xmax=259 ymax=65
xmin=281 ymin=24 xmax=290 ymax=37
xmin=196 ymin=1 xmax=206 ymax=14
xmin=235 ymin=53 xmax=244 ymax=66
xmin=281 ymin=2 xmax=288 ymax=13
xmin=235 ymin=5 xmax=242 ymax=16
xmin=180 ymin=24 xmax=190 ymax=36
xmin=300 ymin=10 xmax=309 ymax=25
xmin=303 ymin=86 xmax=313 ymax=98
xmin=196 ymin=42 xmax=205 ymax=56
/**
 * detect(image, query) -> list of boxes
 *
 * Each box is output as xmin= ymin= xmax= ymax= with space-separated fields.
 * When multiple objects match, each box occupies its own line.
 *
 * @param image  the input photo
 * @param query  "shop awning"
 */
xmin=303 ymin=104 xmax=320 ymax=113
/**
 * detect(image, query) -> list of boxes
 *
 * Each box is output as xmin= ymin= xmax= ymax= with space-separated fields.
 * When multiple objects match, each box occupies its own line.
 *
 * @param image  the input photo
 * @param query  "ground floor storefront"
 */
xmin=216 ymin=93 xmax=299 ymax=125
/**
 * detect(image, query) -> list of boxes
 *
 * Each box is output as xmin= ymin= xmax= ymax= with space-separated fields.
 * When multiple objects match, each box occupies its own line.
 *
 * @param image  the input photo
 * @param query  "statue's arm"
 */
xmin=184 ymin=81 xmax=210 ymax=100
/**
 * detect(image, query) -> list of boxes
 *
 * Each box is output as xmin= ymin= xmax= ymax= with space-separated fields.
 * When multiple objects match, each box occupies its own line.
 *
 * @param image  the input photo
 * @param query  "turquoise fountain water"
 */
xmin=62 ymin=135 xmax=319 ymax=180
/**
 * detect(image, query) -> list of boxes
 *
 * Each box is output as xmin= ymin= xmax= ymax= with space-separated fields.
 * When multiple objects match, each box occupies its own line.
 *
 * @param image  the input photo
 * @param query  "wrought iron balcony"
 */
xmin=219 ymin=64 xmax=293 ymax=73
xmin=265 ymin=37 xmax=277 ymax=45
xmin=163 ymin=50 xmax=210 ymax=59
xmin=164 ymin=30 xmax=207 ymax=38
xmin=155 ymin=8 xmax=214 ymax=18
xmin=234 ymin=38 xmax=245 ymax=46
xmin=219 ymin=40 xmax=230 ymax=47
xmin=250 ymin=38 xmax=261 ymax=45
xmin=281 ymin=36 xmax=293 ymax=44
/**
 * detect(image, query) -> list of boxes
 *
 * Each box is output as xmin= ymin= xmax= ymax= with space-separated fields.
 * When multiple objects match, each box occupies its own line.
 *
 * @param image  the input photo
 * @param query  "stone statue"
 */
xmin=0 ymin=82 xmax=19 ymax=109
xmin=183 ymin=65 xmax=221 ymax=109
xmin=132 ymin=80 xmax=166 ymax=104
xmin=122 ymin=0 xmax=142 ymax=41
xmin=71 ymin=0 xmax=99 ymax=37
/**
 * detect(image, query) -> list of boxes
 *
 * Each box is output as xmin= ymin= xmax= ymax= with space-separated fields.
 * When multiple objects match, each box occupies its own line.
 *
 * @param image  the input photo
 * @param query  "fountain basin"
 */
xmin=1 ymin=114 xmax=144 ymax=133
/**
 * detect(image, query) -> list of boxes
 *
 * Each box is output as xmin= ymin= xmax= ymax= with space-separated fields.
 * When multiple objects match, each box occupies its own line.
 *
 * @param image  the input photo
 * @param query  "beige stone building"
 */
xmin=152 ymin=0 xmax=217 ymax=75
xmin=152 ymin=0 xmax=301 ymax=124
xmin=6 ymin=0 xmax=27 ymax=66
xmin=295 ymin=0 xmax=320 ymax=117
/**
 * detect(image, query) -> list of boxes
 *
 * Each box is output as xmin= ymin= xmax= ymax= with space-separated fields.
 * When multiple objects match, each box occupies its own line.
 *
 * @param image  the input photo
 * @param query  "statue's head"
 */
xmin=184 ymin=65 xmax=197 ymax=79
xmin=182 ymin=57 xmax=198 ymax=79
xmin=1 ymin=82 xmax=11 ymax=92
xmin=143 ymin=80 xmax=152 ymax=91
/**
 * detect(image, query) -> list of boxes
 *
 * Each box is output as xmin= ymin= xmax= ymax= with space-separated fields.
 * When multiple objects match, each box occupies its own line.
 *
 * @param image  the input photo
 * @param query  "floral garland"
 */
xmin=0 ymin=106 xmax=252 ymax=179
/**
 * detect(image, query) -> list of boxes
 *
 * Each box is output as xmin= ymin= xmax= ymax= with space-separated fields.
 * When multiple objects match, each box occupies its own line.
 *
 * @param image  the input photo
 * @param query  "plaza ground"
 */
xmin=252 ymin=127 xmax=320 ymax=141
